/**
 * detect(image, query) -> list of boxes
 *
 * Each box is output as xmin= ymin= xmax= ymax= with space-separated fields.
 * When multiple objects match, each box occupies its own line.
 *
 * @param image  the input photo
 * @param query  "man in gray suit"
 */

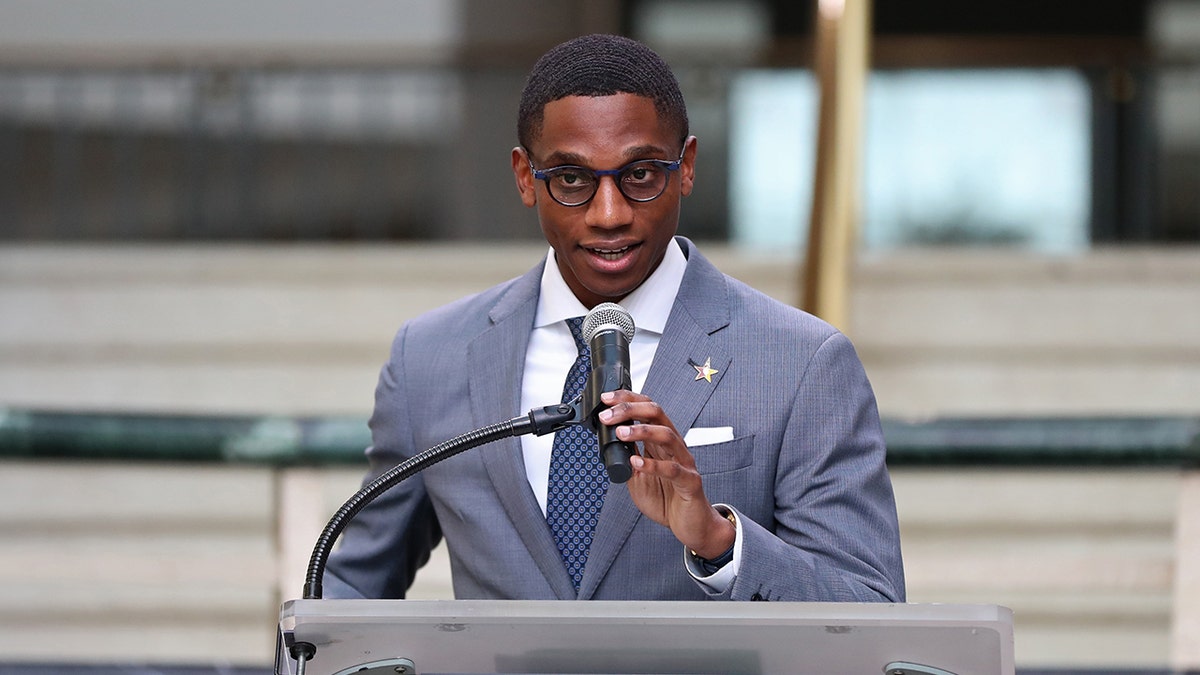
xmin=325 ymin=34 xmax=904 ymax=603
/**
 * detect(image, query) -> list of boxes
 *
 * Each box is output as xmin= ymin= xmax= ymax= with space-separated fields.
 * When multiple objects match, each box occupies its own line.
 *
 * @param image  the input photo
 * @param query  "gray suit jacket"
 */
xmin=325 ymin=237 xmax=905 ymax=602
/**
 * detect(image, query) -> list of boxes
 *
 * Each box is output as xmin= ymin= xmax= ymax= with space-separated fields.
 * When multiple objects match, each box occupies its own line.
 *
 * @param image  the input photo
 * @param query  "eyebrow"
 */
xmin=541 ymin=144 xmax=673 ymax=168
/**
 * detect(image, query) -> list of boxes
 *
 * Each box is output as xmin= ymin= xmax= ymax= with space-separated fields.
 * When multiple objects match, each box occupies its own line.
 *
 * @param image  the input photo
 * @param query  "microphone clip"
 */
xmin=525 ymin=395 xmax=587 ymax=437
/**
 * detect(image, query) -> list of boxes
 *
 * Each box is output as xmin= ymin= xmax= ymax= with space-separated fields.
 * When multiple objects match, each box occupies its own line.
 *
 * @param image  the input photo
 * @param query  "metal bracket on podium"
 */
xmin=331 ymin=657 xmax=417 ymax=675
xmin=885 ymin=662 xmax=959 ymax=675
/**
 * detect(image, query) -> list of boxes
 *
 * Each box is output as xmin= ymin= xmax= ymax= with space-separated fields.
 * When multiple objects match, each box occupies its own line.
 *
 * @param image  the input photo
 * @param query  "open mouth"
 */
xmin=588 ymin=245 xmax=632 ymax=261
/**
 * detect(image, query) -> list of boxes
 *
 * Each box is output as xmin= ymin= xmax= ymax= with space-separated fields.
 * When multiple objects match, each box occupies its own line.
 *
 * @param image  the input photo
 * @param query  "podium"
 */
xmin=276 ymin=599 xmax=1014 ymax=675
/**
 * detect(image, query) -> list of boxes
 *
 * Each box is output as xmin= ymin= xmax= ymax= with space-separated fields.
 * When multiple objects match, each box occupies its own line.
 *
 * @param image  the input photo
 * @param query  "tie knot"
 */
xmin=566 ymin=316 xmax=587 ymax=354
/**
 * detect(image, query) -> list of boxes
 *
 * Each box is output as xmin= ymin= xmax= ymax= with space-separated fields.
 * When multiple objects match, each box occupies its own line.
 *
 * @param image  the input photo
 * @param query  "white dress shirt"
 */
xmin=519 ymin=239 xmax=739 ymax=589
xmin=520 ymin=240 xmax=683 ymax=510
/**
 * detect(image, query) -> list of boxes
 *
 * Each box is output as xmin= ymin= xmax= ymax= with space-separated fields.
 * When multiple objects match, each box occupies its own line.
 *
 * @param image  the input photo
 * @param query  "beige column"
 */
xmin=1171 ymin=470 xmax=1200 ymax=669
xmin=276 ymin=468 xmax=333 ymax=602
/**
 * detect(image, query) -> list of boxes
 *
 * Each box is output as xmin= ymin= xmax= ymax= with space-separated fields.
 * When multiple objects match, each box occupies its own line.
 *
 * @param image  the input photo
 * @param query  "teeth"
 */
xmin=590 ymin=245 xmax=629 ymax=261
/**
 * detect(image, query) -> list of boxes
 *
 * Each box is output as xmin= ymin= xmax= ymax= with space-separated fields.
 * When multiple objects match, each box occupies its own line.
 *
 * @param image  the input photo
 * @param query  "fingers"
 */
xmin=614 ymin=418 xmax=676 ymax=448
xmin=597 ymin=391 xmax=677 ymax=449
xmin=630 ymin=452 xmax=680 ymax=478
xmin=598 ymin=390 xmax=670 ymax=427
xmin=606 ymin=389 xmax=714 ymax=547
xmin=598 ymin=389 xmax=695 ymax=471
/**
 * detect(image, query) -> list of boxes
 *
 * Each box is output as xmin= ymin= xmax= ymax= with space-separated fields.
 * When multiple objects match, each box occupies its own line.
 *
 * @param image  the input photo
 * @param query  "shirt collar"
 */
xmin=534 ymin=237 xmax=686 ymax=336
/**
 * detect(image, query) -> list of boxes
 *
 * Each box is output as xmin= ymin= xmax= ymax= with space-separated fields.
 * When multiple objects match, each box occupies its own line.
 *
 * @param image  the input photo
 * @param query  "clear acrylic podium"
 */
xmin=276 ymin=599 xmax=1014 ymax=675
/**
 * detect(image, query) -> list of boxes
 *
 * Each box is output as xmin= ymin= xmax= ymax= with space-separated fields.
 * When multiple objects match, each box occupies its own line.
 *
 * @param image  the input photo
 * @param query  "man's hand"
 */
xmin=598 ymin=390 xmax=735 ymax=559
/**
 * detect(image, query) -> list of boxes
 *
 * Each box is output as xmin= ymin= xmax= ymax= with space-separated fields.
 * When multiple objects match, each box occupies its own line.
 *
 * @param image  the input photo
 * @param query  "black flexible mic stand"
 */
xmin=284 ymin=401 xmax=583 ymax=674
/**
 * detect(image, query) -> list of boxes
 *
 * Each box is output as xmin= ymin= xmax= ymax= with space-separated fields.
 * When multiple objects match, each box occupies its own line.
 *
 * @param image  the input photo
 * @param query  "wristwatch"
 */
xmin=691 ymin=506 xmax=737 ymax=575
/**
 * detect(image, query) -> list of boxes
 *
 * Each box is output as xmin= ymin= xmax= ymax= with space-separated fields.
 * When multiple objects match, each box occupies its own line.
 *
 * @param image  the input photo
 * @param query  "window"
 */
xmin=730 ymin=68 xmax=1092 ymax=252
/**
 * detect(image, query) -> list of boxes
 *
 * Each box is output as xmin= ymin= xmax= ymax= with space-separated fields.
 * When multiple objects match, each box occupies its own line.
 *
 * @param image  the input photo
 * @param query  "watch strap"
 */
xmin=692 ymin=507 xmax=737 ymax=574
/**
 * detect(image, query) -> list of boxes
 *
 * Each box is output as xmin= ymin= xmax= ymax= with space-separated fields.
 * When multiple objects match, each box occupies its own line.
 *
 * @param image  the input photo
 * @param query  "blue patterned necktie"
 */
xmin=546 ymin=316 xmax=608 ymax=591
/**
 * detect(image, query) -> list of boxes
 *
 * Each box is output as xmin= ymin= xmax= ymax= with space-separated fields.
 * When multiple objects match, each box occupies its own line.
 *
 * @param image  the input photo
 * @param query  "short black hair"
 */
xmin=517 ymin=34 xmax=689 ymax=152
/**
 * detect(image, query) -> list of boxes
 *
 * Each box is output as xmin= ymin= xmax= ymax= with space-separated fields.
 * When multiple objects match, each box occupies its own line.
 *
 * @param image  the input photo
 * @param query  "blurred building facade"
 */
xmin=0 ymin=0 xmax=1197 ymax=247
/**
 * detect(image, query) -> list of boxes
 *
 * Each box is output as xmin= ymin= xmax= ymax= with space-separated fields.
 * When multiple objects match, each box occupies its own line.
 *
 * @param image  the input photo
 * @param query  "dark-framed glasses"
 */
xmin=528 ymin=151 xmax=685 ymax=207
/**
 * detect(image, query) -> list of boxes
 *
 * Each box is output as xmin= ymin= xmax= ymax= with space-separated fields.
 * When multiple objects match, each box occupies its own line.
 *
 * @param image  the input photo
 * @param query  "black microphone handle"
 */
xmin=586 ymin=327 xmax=637 ymax=483
xmin=598 ymin=422 xmax=635 ymax=483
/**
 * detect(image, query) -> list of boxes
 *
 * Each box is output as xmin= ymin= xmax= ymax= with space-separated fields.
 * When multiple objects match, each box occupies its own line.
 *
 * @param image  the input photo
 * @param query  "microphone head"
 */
xmin=583 ymin=302 xmax=635 ymax=343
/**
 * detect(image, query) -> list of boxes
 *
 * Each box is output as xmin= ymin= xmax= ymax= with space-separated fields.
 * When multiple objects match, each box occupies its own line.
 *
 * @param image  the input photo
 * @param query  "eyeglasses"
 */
xmin=528 ymin=151 xmax=685 ymax=207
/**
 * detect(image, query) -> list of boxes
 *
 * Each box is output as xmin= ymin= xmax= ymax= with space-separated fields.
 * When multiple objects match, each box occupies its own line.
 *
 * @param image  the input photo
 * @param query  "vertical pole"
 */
xmin=801 ymin=0 xmax=871 ymax=333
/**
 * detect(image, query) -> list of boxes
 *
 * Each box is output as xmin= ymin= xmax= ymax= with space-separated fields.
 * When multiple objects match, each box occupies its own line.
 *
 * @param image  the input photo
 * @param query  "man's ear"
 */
xmin=679 ymin=135 xmax=698 ymax=197
xmin=512 ymin=146 xmax=537 ymax=207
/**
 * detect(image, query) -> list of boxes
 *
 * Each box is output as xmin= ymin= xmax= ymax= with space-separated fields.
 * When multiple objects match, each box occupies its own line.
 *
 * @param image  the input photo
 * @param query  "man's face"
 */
xmin=512 ymin=93 xmax=696 ymax=309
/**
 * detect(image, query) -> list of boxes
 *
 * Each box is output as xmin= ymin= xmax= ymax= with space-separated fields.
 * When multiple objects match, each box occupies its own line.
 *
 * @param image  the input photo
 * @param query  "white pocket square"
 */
xmin=683 ymin=426 xmax=735 ymax=447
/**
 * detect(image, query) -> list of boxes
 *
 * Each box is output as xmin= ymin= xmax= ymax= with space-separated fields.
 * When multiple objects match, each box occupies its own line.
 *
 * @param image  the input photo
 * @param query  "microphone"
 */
xmin=581 ymin=302 xmax=637 ymax=483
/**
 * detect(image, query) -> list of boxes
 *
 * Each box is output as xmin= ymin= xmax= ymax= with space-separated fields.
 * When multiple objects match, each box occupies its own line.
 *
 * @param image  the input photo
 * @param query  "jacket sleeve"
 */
xmin=323 ymin=323 xmax=443 ymax=599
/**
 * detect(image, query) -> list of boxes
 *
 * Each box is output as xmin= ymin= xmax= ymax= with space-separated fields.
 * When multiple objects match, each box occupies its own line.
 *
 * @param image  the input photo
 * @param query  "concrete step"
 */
xmin=1 ymin=243 xmax=1197 ymax=418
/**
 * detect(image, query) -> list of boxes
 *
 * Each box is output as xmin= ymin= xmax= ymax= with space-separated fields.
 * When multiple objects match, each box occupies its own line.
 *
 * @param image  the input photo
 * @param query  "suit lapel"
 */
xmin=646 ymin=239 xmax=733 ymax=433
xmin=579 ymin=239 xmax=732 ymax=598
xmin=470 ymin=263 xmax=577 ymax=600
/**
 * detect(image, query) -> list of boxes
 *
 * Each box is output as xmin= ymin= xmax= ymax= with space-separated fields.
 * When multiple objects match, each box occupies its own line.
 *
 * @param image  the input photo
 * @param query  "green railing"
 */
xmin=2 ymin=407 xmax=1198 ymax=467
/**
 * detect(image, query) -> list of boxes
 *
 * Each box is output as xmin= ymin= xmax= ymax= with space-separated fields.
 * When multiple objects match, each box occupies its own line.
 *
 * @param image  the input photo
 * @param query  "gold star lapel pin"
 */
xmin=690 ymin=357 xmax=719 ymax=383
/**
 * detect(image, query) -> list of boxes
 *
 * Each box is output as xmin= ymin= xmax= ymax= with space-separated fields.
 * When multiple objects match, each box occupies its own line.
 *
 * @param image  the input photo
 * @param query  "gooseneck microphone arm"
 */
xmin=286 ymin=403 xmax=580 ymax=670
xmin=301 ymin=402 xmax=580 ymax=601
xmin=288 ymin=302 xmax=639 ymax=671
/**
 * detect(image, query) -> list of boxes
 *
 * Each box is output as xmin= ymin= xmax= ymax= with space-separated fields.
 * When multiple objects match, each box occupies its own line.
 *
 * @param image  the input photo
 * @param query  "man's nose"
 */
xmin=585 ymin=175 xmax=633 ymax=227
